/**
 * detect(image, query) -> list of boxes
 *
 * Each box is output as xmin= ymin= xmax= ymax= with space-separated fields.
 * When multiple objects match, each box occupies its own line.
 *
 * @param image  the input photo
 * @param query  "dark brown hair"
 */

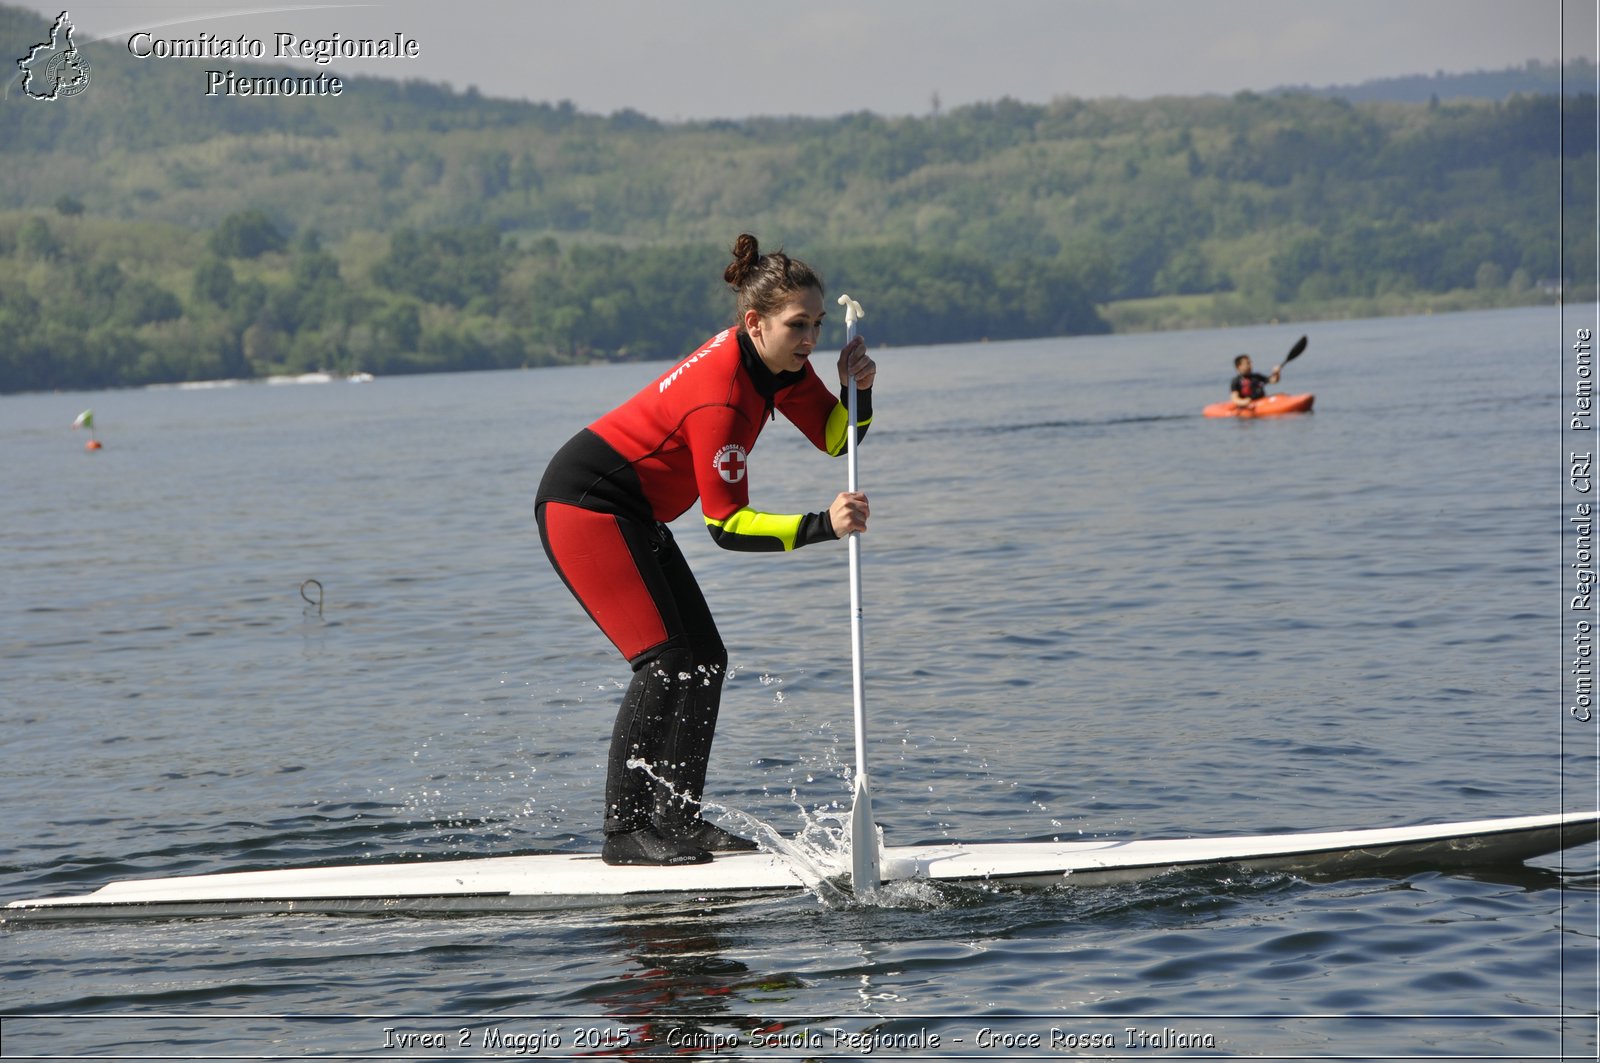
xmin=723 ymin=233 xmax=823 ymax=324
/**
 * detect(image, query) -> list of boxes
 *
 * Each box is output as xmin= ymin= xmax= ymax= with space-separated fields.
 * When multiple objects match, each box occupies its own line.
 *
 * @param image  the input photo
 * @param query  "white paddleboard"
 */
xmin=6 ymin=811 xmax=1595 ymax=922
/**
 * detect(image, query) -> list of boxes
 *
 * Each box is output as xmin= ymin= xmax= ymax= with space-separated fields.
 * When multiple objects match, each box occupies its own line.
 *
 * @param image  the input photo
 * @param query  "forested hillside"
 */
xmin=0 ymin=4 xmax=1593 ymax=393
xmin=1281 ymin=57 xmax=1597 ymax=103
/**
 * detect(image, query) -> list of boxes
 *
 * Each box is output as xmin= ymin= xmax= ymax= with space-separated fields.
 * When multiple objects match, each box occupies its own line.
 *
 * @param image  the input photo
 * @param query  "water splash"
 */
xmin=627 ymin=759 xmax=952 ymax=910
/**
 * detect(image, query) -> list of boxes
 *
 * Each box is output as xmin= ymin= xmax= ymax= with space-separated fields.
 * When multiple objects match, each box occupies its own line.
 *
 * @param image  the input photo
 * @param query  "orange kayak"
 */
xmin=1203 ymin=393 xmax=1315 ymax=419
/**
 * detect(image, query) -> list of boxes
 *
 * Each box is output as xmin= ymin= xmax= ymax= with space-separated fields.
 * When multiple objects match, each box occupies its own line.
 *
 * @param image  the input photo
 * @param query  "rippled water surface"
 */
xmin=3 ymin=305 xmax=1597 ymax=1058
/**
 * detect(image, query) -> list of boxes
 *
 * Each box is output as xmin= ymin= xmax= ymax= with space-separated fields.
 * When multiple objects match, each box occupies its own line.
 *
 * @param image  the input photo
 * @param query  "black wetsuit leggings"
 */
xmin=536 ymin=501 xmax=728 ymax=835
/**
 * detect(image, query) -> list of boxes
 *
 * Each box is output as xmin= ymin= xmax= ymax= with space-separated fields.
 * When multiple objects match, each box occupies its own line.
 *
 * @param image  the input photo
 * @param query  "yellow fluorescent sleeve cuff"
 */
xmin=825 ymin=404 xmax=871 ymax=457
xmin=705 ymin=506 xmax=803 ymax=551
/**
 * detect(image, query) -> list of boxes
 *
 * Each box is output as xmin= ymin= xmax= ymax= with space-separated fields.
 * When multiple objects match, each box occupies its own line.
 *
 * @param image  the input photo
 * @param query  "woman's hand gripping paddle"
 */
xmin=839 ymin=293 xmax=880 ymax=895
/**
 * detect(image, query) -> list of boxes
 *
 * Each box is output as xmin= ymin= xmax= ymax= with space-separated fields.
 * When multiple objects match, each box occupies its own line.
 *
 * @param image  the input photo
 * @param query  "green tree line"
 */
xmin=0 ymin=209 xmax=1112 ymax=391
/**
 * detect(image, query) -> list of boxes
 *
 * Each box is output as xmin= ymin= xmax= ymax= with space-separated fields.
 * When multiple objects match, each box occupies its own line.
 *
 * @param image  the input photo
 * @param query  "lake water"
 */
xmin=3 ymin=305 xmax=1597 ymax=1059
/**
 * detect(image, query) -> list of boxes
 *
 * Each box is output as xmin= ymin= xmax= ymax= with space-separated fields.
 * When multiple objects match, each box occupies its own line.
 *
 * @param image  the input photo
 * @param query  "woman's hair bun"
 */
xmin=723 ymin=232 xmax=762 ymax=288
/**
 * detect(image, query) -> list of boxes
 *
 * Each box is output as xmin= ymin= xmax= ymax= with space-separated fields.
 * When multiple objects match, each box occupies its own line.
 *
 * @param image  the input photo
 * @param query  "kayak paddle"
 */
xmin=1278 ymin=335 xmax=1308 ymax=375
xmin=839 ymin=292 xmax=880 ymax=896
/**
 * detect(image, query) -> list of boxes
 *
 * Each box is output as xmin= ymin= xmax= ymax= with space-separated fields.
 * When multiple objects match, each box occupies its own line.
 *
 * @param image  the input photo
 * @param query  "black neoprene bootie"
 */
xmin=601 ymin=826 xmax=712 ymax=866
xmin=662 ymin=819 xmax=759 ymax=853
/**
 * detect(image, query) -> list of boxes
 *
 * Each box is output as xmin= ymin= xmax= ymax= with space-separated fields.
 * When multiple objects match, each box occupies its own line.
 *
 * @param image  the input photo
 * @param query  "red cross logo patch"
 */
xmin=713 ymin=443 xmax=748 ymax=484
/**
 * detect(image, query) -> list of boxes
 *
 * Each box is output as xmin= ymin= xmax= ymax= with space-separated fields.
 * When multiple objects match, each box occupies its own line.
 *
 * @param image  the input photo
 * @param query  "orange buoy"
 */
xmin=73 ymin=410 xmax=101 ymax=449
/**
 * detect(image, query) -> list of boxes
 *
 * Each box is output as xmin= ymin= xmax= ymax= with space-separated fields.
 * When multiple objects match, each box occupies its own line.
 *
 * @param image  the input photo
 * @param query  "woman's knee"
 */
xmin=632 ymin=639 xmax=724 ymax=684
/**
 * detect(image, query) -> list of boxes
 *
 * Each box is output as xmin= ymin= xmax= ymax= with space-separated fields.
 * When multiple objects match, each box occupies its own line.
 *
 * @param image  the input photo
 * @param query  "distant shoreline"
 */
xmin=1102 ymin=287 xmax=1562 ymax=334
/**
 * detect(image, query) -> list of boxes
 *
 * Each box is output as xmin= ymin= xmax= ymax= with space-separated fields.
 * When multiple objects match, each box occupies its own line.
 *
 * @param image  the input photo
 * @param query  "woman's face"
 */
xmin=746 ymin=287 xmax=825 ymax=375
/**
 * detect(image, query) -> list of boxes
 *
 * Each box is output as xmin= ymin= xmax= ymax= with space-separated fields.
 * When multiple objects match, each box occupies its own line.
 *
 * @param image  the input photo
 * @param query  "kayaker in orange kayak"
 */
xmin=1229 ymin=354 xmax=1281 ymax=408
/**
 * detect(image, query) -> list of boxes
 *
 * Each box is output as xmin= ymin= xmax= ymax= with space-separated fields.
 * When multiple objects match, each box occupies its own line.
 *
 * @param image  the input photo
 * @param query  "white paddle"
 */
xmin=838 ymin=293 xmax=880 ymax=895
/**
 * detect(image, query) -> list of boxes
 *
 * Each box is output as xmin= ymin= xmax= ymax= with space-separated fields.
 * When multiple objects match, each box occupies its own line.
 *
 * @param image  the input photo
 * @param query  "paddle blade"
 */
xmin=1283 ymin=335 xmax=1308 ymax=365
xmin=850 ymin=774 xmax=880 ymax=894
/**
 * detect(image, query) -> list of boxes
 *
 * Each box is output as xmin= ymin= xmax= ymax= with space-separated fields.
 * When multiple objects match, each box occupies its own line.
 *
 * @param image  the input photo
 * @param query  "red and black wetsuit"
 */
xmin=535 ymin=327 xmax=872 ymax=836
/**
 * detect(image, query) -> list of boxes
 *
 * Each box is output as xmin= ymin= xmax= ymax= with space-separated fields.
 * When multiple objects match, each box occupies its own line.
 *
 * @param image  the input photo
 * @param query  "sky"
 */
xmin=6 ymin=0 xmax=1599 ymax=120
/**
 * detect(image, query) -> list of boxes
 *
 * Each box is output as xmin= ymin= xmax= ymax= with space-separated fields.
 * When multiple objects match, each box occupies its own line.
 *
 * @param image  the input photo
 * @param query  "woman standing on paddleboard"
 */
xmin=535 ymin=234 xmax=876 ymax=866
